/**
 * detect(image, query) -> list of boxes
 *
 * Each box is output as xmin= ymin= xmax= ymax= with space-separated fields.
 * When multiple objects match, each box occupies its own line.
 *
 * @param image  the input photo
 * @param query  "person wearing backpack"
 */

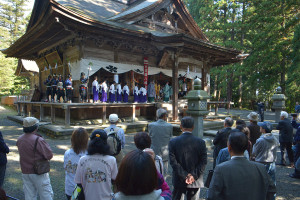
xmin=104 ymin=114 xmax=125 ymax=166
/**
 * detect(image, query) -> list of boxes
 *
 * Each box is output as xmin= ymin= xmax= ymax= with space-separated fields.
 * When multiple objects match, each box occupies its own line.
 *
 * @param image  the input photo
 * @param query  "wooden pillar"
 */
xmin=51 ymin=105 xmax=55 ymax=123
xmin=172 ymin=50 xmax=179 ymax=121
xmin=132 ymin=105 xmax=136 ymax=122
xmin=17 ymin=103 xmax=21 ymax=115
xmin=40 ymin=104 xmax=44 ymax=121
xmin=202 ymin=61 xmax=207 ymax=91
xmin=102 ymin=105 xmax=106 ymax=125
xmin=65 ymin=106 xmax=70 ymax=127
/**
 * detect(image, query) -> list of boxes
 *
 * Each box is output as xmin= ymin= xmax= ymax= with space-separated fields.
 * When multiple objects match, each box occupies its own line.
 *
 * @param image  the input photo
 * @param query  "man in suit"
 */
xmin=169 ymin=116 xmax=207 ymax=200
xmin=276 ymin=111 xmax=294 ymax=166
xmin=208 ymin=132 xmax=276 ymax=200
xmin=149 ymin=108 xmax=173 ymax=176
xmin=213 ymin=117 xmax=233 ymax=168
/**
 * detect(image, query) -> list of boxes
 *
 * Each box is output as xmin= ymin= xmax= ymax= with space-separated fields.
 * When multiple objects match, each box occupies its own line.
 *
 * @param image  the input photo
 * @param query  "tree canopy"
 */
xmin=184 ymin=0 xmax=300 ymax=111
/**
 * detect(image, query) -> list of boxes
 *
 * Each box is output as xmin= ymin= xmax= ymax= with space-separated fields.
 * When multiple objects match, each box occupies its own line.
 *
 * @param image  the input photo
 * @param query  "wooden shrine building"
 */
xmin=3 ymin=0 xmax=246 ymax=122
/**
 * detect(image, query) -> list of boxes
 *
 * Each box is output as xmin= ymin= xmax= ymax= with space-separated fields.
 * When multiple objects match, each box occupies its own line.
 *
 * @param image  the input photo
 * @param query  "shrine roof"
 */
xmin=55 ymin=0 xmax=127 ymax=20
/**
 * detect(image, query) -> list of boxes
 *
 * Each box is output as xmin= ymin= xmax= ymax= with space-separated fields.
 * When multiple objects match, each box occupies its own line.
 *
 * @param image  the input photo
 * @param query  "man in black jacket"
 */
xmin=213 ymin=117 xmax=233 ymax=168
xmin=169 ymin=116 xmax=207 ymax=200
xmin=276 ymin=111 xmax=294 ymax=166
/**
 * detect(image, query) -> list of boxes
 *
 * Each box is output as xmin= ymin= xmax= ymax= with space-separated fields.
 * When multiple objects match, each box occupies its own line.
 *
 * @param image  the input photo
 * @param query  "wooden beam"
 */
xmin=65 ymin=106 xmax=70 ymax=127
xmin=132 ymin=105 xmax=136 ymax=122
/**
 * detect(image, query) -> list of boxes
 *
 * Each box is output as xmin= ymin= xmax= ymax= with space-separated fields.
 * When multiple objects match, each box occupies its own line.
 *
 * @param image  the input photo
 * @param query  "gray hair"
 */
xmin=181 ymin=116 xmax=194 ymax=129
xmin=224 ymin=117 xmax=234 ymax=127
xmin=280 ymin=111 xmax=288 ymax=119
xmin=157 ymin=108 xmax=167 ymax=119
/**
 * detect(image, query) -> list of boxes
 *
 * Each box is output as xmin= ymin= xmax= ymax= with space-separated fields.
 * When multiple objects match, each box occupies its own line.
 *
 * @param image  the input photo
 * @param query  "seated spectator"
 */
xmin=75 ymin=129 xmax=118 ymax=200
xmin=64 ymin=128 xmax=89 ymax=200
xmin=114 ymin=150 xmax=169 ymax=200
xmin=134 ymin=132 xmax=164 ymax=174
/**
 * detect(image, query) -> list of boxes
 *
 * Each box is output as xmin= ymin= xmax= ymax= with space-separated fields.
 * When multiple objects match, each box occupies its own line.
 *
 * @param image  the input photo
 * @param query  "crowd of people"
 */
xmin=43 ymin=72 xmax=185 ymax=104
xmin=0 ymin=107 xmax=300 ymax=200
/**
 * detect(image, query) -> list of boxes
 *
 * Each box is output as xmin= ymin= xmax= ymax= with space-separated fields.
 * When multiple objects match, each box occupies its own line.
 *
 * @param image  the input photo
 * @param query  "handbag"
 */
xmin=71 ymin=184 xmax=85 ymax=200
xmin=204 ymin=170 xmax=214 ymax=188
xmin=33 ymin=137 xmax=50 ymax=175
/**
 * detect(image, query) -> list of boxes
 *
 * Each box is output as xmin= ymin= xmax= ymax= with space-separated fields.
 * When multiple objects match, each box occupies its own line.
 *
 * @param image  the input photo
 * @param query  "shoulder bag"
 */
xmin=33 ymin=137 xmax=50 ymax=175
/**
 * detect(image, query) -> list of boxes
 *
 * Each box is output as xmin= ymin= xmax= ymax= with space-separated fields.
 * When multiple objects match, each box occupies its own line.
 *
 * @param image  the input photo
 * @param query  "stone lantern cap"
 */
xmin=271 ymin=86 xmax=286 ymax=101
xmin=185 ymin=78 xmax=210 ymax=100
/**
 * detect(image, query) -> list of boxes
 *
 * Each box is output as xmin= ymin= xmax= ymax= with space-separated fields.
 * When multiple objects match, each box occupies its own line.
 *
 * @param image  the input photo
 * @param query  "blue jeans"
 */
xmin=265 ymin=162 xmax=276 ymax=200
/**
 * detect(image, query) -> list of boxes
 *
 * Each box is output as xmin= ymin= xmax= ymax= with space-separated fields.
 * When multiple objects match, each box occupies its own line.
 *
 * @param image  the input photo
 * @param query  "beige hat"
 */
xmin=247 ymin=112 xmax=259 ymax=121
xmin=23 ymin=117 xmax=39 ymax=128
xmin=109 ymin=114 xmax=118 ymax=123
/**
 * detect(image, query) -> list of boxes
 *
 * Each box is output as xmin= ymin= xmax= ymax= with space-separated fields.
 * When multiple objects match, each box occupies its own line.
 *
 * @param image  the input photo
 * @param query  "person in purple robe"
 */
xmin=123 ymin=82 xmax=129 ymax=103
xmin=134 ymin=83 xmax=139 ymax=103
xmin=116 ymin=82 xmax=122 ymax=103
xmin=100 ymin=80 xmax=108 ymax=102
xmin=92 ymin=76 xmax=99 ymax=103
xmin=109 ymin=81 xmax=116 ymax=103
xmin=139 ymin=84 xmax=147 ymax=103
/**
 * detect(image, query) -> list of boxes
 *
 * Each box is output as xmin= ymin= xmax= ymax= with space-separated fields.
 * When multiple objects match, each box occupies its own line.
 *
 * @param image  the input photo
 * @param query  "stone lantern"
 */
xmin=271 ymin=86 xmax=286 ymax=123
xmin=185 ymin=78 xmax=210 ymax=138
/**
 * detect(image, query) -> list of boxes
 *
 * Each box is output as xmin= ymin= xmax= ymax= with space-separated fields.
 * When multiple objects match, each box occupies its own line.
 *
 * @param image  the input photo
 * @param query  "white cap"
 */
xmin=247 ymin=112 xmax=259 ymax=122
xmin=109 ymin=114 xmax=119 ymax=123
xmin=23 ymin=117 xmax=39 ymax=128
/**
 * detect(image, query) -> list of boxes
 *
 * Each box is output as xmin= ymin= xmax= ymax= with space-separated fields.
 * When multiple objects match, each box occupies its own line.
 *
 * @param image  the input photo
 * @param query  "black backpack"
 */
xmin=104 ymin=127 xmax=122 ymax=156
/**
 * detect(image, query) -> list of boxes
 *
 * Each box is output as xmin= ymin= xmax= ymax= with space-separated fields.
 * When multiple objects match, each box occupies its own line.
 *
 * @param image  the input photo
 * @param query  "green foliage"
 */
xmin=185 ymin=0 xmax=300 ymax=110
xmin=0 ymin=0 xmax=30 ymax=95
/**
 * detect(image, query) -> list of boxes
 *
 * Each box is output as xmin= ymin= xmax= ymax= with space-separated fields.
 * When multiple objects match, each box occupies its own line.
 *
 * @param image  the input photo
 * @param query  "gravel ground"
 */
xmin=0 ymin=105 xmax=299 ymax=200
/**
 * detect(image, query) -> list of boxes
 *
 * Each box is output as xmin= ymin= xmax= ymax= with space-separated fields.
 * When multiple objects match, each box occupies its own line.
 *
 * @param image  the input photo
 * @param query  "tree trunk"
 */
xmin=238 ymin=75 xmax=242 ymax=109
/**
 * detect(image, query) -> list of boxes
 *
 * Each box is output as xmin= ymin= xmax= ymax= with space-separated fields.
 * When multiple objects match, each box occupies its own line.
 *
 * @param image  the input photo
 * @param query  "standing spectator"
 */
xmin=104 ymin=114 xmax=125 ymax=166
xmin=148 ymin=80 xmax=156 ymax=103
xmin=290 ymin=114 xmax=300 ymax=178
xmin=0 ymin=131 xmax=9 ymax=188
xmin=257 ymin=102 xmax=265 ymax=122
xmin=295 ymin=102 xmax=300 ymax=120
xmin=277 ymin=111 xmax=294 ymax=166
xmin=64 ymin=128 xmax=89 ymax=200
xmin=163 ymin=82 xmax=170 ymax=102
xmin=16 ymin=117 xmax=53 ymax=200
xmin=212 ymin=117 xmax=233 ymax=168
xmin=114 ymin=150 xmax=169 ymax=200
xmin=134 ymin=132 xmax=164 ymax=175
xmin=74 ymin=129 xmax=118 ymax=200
xmin=169 ymin=117 xmax=207 ymax=200
xmin=247 ymin=112 xmax=261 ymax=146
xmin=148 ymin=108 xmax=173 ymax=176
xmin=208 ymin=132 xmax=276 ymax=200
xmin=252 ymin=121 xmax=279 ymax=200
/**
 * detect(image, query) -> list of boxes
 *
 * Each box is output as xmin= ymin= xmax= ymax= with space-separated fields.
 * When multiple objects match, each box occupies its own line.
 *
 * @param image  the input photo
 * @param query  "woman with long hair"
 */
xmin=64 ymin=128 xmax=89 ymax=200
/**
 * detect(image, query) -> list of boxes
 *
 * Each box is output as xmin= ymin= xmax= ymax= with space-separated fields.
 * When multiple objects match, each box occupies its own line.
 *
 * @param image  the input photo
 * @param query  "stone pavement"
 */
xmin=0 ymin=105 xmax=299 ymax=199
